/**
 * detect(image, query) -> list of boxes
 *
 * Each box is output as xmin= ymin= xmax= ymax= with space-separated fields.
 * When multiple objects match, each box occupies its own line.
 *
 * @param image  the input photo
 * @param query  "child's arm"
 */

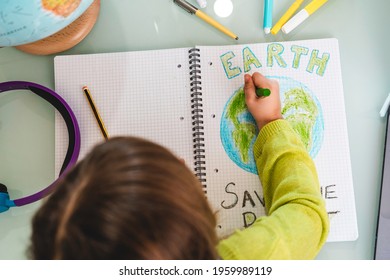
xmin=217 ymin=73 xmax=329 ymax=259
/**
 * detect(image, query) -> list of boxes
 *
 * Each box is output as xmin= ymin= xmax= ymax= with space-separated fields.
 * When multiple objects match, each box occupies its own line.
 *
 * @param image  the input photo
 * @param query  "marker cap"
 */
xmin=255 ymin=88 xmax=271 ymax=98
xmin=196 ymin=0 xmax=207 ymax=8
xmin=281 ymin=9 xmax=309 ymax=34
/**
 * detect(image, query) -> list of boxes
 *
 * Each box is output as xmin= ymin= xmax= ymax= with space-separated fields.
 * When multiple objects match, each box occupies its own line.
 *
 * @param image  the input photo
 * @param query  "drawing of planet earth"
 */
xmin=220 ymin=76 xmax=324 ymax=174
xmin=0 ymin=0 xmax=93 ymax=46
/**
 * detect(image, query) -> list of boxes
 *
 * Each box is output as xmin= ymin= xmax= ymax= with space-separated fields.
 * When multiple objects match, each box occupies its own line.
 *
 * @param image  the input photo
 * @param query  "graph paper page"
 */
xmin=198 ymin=39 xmax=358 ymax=241
xmin=54 ymin=48 xmax=194 ymax=176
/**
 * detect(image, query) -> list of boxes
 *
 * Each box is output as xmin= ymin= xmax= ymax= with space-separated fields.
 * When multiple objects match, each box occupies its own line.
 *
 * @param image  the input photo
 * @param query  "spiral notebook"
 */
xmin=55 ymin=38 xmax=358 ymax=242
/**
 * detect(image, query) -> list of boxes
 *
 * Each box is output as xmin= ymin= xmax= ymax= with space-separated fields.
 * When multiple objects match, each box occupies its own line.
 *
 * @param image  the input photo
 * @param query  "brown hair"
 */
xmin=30 ymin=137 xmax=217 ymax=259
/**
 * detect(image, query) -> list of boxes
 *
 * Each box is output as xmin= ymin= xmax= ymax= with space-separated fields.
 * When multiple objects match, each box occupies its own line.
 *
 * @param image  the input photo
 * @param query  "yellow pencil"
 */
xmin=271 ymin=0 xmax=304 ymax=35
xmin=83 ymin=86 xmax=109 ymax=140
xmin=174 ymin=0 xmax=238 ymax=40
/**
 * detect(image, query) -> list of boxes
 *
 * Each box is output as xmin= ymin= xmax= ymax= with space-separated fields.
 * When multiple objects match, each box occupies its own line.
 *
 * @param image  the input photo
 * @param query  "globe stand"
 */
xmin=15 ymin=0 xmax=100 ymax=55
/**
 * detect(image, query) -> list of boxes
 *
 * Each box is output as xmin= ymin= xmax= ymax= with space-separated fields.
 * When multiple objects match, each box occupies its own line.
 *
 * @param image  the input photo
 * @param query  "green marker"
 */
xmin=255 ymin=87 xmax=271 ymax=97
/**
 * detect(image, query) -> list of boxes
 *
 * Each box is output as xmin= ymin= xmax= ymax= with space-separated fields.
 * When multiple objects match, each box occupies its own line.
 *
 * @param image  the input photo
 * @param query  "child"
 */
xmin=29 ymin=73 xmax=329 ymax=259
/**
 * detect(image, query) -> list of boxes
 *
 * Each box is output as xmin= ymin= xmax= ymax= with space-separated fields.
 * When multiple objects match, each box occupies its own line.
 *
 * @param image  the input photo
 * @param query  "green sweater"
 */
xmin=217 ymin=120 xmax=329 ymax=259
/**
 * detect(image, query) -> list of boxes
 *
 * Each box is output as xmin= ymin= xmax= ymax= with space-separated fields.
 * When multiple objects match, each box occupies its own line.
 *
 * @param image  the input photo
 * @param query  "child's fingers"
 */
xmin=252 ymin=72 xmax=270 ymax=90
xmin=244 ymin=74 xmax=257 ymax=103
xmin=252 ymin=72 xmax=280 ymax=101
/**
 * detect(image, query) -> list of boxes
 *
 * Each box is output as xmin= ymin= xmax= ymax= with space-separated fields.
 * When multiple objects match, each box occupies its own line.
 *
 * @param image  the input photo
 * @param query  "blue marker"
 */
xmin=263 ymin=0 xmax=273 ymax=34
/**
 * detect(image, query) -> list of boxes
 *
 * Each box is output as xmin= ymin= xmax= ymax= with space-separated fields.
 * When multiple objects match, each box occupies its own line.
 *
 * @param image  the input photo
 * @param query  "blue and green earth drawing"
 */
xmin=220 ymin=76 xmax=324 ymax=174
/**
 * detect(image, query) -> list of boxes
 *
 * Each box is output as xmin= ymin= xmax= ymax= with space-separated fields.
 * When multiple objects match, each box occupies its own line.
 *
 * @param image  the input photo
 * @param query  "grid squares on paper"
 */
xmin=55 ymin=48 xmax=194 ymax=176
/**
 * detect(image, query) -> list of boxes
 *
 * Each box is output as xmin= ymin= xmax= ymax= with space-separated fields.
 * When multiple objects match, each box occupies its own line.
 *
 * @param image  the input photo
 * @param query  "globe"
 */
xmin=220 ymin=76 xmax=324 ymax=174
xmin=0 ymin=0 xmax=94 ymax=47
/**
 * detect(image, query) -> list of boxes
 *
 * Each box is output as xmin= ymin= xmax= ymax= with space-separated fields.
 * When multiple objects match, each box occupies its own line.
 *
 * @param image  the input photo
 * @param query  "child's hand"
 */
xmin=244 ymin=72 xmax=283 ymax=130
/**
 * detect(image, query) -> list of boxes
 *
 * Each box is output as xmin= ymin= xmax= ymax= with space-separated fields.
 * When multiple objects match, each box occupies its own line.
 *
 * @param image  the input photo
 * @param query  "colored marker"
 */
xmin=282 ymin=0 xmax=328 ymax=34
xmin=173 ymin=0 xmax=239 ymax=40
xmin=263 ymin=0 xmax=273 ymax=34
xmin=83 ymin=86 xmax=109 ymax=140
xmin=271 ymin=0 xmax=304 ymax=35
xmin=196 ymin=0 xmax=207 ymax=8
xmin=255 ymin=87 xmax=271 ymax=98
xmin=380 ymin=93 xmax=390 ymax=118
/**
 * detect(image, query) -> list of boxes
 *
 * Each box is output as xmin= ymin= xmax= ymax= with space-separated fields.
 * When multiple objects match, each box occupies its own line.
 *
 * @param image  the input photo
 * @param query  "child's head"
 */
xmin=30 ymin=137 xmax=218 ymax=259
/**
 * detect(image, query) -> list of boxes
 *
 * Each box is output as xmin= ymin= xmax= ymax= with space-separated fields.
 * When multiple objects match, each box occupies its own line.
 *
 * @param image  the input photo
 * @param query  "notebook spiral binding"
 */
xmin=189 ymin=48 xmax=207 ymax=192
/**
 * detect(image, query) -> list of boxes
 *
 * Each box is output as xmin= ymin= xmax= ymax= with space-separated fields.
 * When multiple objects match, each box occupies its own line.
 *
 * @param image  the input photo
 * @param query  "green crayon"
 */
xmin=255 ymin=87 xmax=271 ymax=97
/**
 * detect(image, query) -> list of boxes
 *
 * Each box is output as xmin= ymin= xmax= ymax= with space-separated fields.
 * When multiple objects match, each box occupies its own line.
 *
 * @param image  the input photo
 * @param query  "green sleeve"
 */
xmin=217 ymin=119 xmax=329 ymax=259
